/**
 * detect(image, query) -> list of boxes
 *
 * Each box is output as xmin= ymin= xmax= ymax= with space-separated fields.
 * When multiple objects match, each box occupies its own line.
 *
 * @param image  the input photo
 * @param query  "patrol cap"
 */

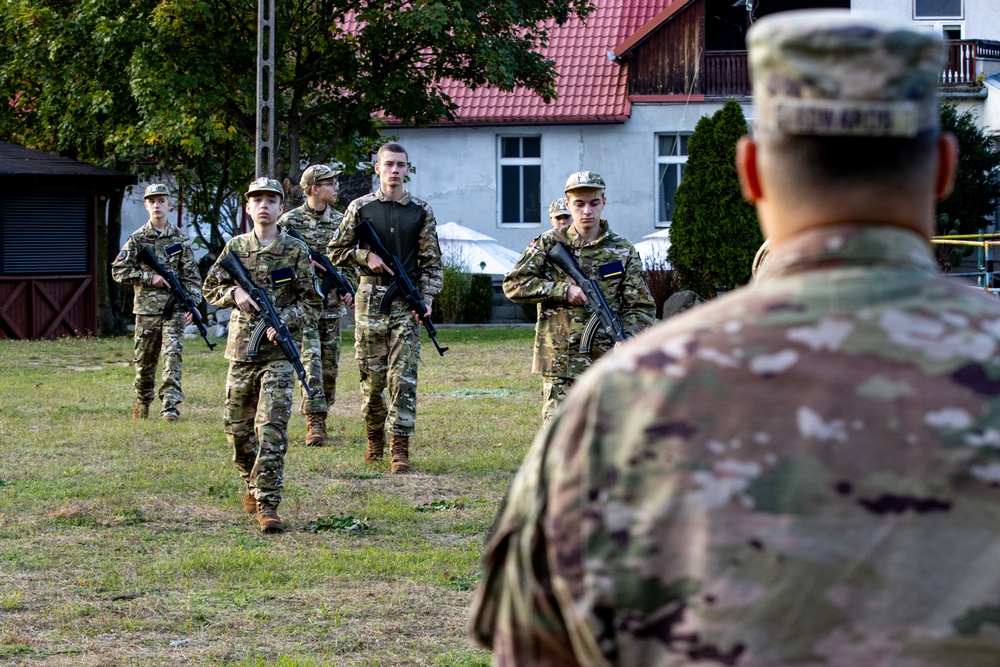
xmin=549 ymin=198 xmax=571 ymax=218
xmin=143 ymin=183 xmax=170 ymax=199
xmin=300 ymin=164 xmax=341 ymax=188
xmin=564 ymin=171 xmax=606 ymax=194
xmin=245 ymin=177 xmax=285 ymax=200
xmin=747 ymin=10 xmax=945 ymax=138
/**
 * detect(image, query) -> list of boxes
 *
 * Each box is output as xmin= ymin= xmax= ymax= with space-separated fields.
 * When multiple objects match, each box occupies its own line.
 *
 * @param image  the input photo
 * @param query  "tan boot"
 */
xmin=390 ymin=434 xmax=411 ymax=474
xmin=256 ymin=502 xmax=283 ymax=533
xmin=161 ymin=409 xmax=179 ymax=423
xmin=241 ymin=486 xmax=257 ymax=515
xmin=364 ymin=427 xmax=385 ymax=464
xmin=305 ymin=413 xmax=327 ymax=446
xmin=132 ymin=400 xmax=150 ymax=420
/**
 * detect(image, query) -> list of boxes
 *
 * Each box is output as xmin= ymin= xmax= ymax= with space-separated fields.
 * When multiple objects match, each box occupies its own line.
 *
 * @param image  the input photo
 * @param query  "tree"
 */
xmin=0 ymin=0 xmax=595 ymax=319
xmin=667 ymin=99 xmax=761 ymax=297
xmin=938 ymin=103 xmax=1000 ymax=237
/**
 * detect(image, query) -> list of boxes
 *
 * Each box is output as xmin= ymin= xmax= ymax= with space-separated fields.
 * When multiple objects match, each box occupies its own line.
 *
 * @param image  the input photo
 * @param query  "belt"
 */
xmin=360 ymin=275 xmax=393 ymax=287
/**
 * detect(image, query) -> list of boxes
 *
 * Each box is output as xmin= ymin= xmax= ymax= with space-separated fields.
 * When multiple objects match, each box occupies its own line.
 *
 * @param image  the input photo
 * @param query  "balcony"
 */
xmin=703 ymin=39 xmax=1000 ymax=99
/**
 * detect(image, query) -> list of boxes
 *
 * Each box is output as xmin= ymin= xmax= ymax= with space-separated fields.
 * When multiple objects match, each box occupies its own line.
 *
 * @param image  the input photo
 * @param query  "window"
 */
xmin=499 ymin=136 xmax=541 ymax=225
xmin=656 ymin=134 xmax=689 ymax=227
xmin=0 ymin=197 xmax=89 ymax=275
xmin=914 ymin=0 xmax=962 ymax=19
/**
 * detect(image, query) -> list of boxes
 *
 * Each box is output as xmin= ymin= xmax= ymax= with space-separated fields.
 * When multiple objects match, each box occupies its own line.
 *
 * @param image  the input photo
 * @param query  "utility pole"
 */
xmin=256 ymin=0 xmax=275 ymax=178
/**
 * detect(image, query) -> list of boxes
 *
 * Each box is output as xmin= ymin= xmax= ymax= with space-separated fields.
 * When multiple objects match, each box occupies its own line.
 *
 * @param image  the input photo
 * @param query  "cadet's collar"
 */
xmin=375 ymin=188 xmax=412 ymax=206
xmin=755 ymin=224 xmax=938 ymax=281
xmin=565 ymin=219 xmax=610 ymax=247
xmin=144 ymin=220 xmax=178 ymax=237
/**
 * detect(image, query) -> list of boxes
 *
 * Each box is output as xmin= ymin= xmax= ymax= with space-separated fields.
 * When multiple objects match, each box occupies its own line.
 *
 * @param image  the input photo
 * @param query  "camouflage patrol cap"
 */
xmin=548 ymin=198 xmax=571 ymax=218
xmin=143 ymin=183 xmax=170 ymax=199
xmin=245 ymin=177 xmax=284 ymax=200
xmin=300 ymin=164 xmax=341 ymax=188
xmin=747 ymin=10 xmax=945 ymax=138
xmin=564 ymin=171 xmax=606 ymax=194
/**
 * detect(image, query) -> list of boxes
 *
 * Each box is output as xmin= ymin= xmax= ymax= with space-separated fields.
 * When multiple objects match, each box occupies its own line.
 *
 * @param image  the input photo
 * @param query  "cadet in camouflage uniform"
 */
xmin=469 ymin=11 xmax=1000 ymax=665
xmin=112 ymin=183 xmax=202 ymax=422
xmin=548 ymin=197 xmax=571 ymax=229
xmin=504 ymin=171 xmax=655 ymax=423
xmin=278 ymin=164 xmax=356 ymax=447
xmin=203 ymin=177 xmax=321 ymax=534
xmin=327 ymin=142 xmax=443 ymax=473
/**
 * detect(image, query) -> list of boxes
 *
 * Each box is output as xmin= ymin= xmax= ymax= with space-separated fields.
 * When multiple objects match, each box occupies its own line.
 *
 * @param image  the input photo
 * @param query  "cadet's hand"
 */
xmin=185 ymin=312 xmax=195 ymax=326
xmin=340 ymin=292 xmax=354 ymax=309
xmin=367 ymin=252 xmax=394 ymax=275
xmin=265 ymin=326 xmax=278 ymax=343
xmin=309 ymin=257 xmax=326 ymax=273
xmin=233 ymin=287 xmax=260 ymax=313
xmin=567 ymin=285 xmax=588 ymax=306
xmin=151 ymin=274 xmax=169 ymax=289
xmin=412 ymin=304 xmax=432 ymax=322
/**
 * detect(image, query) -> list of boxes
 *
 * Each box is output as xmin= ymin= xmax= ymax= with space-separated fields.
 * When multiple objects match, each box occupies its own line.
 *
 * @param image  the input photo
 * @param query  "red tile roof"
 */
xmin=402 ymin=0 xmax=677 ymax=125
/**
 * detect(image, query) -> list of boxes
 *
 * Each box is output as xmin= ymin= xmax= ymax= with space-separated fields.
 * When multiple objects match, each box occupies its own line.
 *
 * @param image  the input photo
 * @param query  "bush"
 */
xmin=464 ymin=274 xmax=494 ymax=324
xmin=437 ymin=256 xmax=473 ymax=324
xmin=642 ymin=256 xmax=679 ymax=320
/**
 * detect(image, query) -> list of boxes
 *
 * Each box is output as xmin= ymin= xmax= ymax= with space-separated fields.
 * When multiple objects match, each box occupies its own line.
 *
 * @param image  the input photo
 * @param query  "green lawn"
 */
xmin=0 ymin=326 xmax=540 ymax=666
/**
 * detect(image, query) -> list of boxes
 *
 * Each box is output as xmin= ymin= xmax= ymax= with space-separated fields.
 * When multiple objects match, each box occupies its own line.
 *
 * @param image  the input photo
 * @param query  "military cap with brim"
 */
xmin=300 ymin=164 xmax=342 ymax=188
xmin=747 ymin=10 xmax=945 ymax=138
xmin=144 ymin=183 xmax=170 ymax=199
xmin=245 ymin=177 xmax=285 ymax=199
xmin=564 ymin=171 xmax=606 ymax=193
xmin=549 ymin=198 xmax=571 ymax=217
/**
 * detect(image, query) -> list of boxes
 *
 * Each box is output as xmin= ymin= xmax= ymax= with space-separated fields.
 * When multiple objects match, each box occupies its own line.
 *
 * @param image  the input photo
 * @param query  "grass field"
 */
xmin=0 ymin=326 xmax=540 ymax=666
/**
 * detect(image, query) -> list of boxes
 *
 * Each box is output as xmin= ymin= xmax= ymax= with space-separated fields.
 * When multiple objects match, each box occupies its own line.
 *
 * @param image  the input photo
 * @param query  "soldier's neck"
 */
xmin=254 ymin=221 xmax=280 ymax=245
xmin=305 ymin=196 xmax=327 ymax=213
xmin=149 ymin=217 xmax=168 ymax=233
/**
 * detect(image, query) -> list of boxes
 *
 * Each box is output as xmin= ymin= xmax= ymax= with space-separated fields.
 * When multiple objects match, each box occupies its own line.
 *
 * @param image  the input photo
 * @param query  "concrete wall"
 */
xmin=851 ymin=0 xmax=1000 ymax=39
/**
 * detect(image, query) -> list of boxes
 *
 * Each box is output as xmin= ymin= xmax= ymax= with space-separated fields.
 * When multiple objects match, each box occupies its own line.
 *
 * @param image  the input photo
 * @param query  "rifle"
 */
xmin=215 ymin=252 xmax=320 ymax=398
xmin=547 ymin=241 xmax=628 ymax=354
xmin=283 ymin=227 xmax=355 ymax=307
xmin=136 ymin=244 xmax=216 ymax=350
xmin=354 ymin=218 xmax=449 ymax=356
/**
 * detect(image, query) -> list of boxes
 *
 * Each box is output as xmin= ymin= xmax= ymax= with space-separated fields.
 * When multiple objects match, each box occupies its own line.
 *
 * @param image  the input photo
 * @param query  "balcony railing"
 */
xmin=703 ymin=39 xmax=1000 ymax=97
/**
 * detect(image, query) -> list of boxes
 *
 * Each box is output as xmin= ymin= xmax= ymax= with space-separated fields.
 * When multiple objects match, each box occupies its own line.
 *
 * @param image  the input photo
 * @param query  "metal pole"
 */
xmin=256 ymin=0 xmax=275 ymax=178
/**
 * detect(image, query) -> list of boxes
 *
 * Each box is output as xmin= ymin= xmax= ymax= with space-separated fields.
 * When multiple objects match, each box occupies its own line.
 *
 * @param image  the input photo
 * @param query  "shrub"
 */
xmin=642 ymin=255 xmax=679 ymax=320
xmin=437 ymin=255 xmax=473 ymax=324
xmin=464 ymin=274 xmax=494 ymax=324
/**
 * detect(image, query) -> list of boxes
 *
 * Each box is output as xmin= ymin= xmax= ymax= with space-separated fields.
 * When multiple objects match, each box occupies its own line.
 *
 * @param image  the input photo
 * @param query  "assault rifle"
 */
xmin=547 ymin=241 xmax=628 ymax=354
xmin=354 ymin=218 xmax=448 ymax=356
xmin=136 ymin=244 xmax=216 ymax=350
xmin=283 ymin=227 xmax=355 ymax=307
xmin=215 ymin=252 xmax=320 ymax=398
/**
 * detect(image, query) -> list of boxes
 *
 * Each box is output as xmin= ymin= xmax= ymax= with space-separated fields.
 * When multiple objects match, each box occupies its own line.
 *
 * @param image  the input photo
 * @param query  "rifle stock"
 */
xmin=547 ymin=241 xmax=628 ymax=354
xmin=354 ymin=219 xmax=448 ymax=356
xmin=136 ymin=245 xmax=216 ymax=350
xmin=216 ymin=252 xmax=320 ymax=399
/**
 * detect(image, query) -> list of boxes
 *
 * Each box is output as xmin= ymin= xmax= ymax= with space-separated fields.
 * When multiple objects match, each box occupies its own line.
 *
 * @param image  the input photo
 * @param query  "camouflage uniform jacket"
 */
xmin=503 ymin=221 xmax=655 ymax=379
xmin=470 ymin=224 xmax=1000 ymax=666
xmin=111 ymin=220 xmax=202 ymax=315
xmin=203 ymin=231 xmax=321 ymax=363
xmin=278 ymin=202 xmax=354 ymax=320
xmin=326 ymin=188 xmax=443 ymax=308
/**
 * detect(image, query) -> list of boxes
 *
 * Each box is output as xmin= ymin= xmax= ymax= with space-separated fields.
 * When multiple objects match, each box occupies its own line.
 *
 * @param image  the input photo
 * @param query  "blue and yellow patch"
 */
xmin=271 ymin=267 xmax=295 ymax=286
xmin=598 ymin=261 xmax=624 ymax=280
xmin=166 ymin=243 xmax=183 ymax=257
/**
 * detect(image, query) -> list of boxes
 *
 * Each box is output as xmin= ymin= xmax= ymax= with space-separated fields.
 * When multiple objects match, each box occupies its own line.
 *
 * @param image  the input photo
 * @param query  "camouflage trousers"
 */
xmin=541 ymin=375 xmax=575 ymax=424
xmin=355 ymin=284 xmax=420 ymax=436
xmin=224 ymin=358 xmax=294 ymax=506
xmin=299 ymin=316 xmax=341 ymax=415
xmin=132 ymin=312 xmax=186 ymax=415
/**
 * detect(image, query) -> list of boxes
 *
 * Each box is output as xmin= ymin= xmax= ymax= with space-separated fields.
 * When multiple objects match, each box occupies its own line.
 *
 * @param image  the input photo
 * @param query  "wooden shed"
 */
xmin=0 ymin=142 xmax=136 ymax=339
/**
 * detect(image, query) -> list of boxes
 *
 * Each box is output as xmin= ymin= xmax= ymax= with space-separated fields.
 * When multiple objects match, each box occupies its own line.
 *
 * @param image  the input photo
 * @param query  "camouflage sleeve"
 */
xmin=202 ymin=244 xmax=237 ymax=308
xmin=281 ymin=243 xmax=322 ymax=332
xmin=619 ymin=246 xmax=657 ymax=335
xmin=327 ymin=202 xmax=366 ymax=268
xmin=110 ymin=235 xmax=152 ymax=286
xmin=417 ymin=203 xmax=443 ymax=307
xmin=502 ymin=237 xmax=571 ymax=305
xmin=178 ymin=239 xmax=203 ymax=307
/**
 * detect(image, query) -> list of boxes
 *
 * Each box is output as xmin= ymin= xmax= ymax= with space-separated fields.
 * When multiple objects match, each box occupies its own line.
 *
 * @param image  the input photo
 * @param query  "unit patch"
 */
xmin=166 ymin=243 xmax=183 ymax=257
xmin=598 ymin=261 xmax=624 ymax=280
xmin=271 ymin=267 xmax=295 ymax=286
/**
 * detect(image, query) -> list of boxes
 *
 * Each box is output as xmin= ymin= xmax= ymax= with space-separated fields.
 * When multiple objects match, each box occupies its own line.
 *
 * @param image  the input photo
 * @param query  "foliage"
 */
xmin=465 ymin=274 xmax=495 ymax=324
xmin=667 ymin=99 xmax=761 ymax=297
xmin=303 ymin=514 xmax=373 ymax=534
xmin=938 ymin=103 xmax=1000 ymax=236
xmin=933 ymin=213 xmax=966 ymax=272
xmin=438 ymin=255 xmax=474 ymax=324
xmin=440 ymin=571 xmax=481 ymax=591
xmin=642 ymin=255 xmax=679 ymax=320
xmin=415 ymin=499 xmax=465 ymax=512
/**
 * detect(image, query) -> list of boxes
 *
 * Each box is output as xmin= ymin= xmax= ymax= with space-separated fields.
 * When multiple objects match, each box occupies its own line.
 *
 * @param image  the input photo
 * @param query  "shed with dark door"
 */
xmin=0 ymin=142 xmax=136 ymax=340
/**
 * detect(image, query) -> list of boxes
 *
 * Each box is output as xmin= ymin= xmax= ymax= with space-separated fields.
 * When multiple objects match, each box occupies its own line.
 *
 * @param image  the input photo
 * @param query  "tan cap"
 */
xmin=564 ymin=171 xmax=606 ymax=193
xmin=549 ymin=198 xmax=571 ymax=218
xmin=245 ymin=177 xmax=285 ymax=200
xmin=143 ymin=184 xmax=170 ymax=199
xmin=748 ymin=10 xmax=945 ymax=138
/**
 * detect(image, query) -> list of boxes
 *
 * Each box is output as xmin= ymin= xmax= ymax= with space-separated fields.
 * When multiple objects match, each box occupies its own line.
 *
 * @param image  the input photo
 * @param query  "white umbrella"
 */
xmin=634 ymin=229 xmax=672 ymax=269
xmin=438 ymin=222 xmax=523 ymax=274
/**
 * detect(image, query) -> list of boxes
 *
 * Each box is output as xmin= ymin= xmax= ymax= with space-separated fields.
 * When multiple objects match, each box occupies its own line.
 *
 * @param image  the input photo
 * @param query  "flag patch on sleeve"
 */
xmin=271 ymin=267 xmax=295 ymax=286
xmin=598 ymin=261 xmax=624 ymax=280
xmin=166 ymin=243 xmax=183 ymax=257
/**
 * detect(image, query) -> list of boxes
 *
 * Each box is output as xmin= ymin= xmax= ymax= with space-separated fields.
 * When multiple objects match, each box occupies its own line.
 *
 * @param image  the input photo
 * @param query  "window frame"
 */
xmin=497 ymin=135 xmax=543 ymax=228
xmin=655 ymin=133 xmax=690 ymax=229
xmin=913 ymin=0 xmax=963 ymax=21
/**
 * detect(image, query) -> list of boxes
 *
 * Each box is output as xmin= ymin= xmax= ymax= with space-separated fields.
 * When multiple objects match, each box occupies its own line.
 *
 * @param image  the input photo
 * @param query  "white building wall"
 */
xmin=851 ymin=0 xmax=1000 ymax=39
xmin=392 ymin=100 xmax=748 ymax=254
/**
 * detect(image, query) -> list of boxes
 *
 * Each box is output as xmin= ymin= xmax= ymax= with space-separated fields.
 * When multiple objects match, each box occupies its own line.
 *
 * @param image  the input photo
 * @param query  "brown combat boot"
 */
xmin=256 ymin=501 xmax=283 ymax=534
xmin=241 ymin=486 xmax=257 ymax=515
xmin=390 ymin=434 xmax=411 ymax=474
xmin=364 ymin=427 xmax=385 ymax=464
xmin=161 ymin=410 xmax=179 ymax=423
xmin=132 ymin=400 xmax=150 ymax=420
xmin=305 ymin=412 xmax=327 ymax=446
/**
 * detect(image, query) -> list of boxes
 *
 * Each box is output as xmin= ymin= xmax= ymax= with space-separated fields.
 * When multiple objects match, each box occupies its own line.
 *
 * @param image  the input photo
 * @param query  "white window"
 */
xmin=914 ymin=0 xmax=963 ymax=20
xmin=656 ymin=134 xmax=689 ymax=228
xmin=499 ymin=136 xmax=541 ymax=226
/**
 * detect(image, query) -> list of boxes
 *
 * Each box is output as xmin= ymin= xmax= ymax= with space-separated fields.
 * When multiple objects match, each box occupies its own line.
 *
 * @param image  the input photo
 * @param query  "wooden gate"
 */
xmin=0 ymin=275 xmax=96 ymax=339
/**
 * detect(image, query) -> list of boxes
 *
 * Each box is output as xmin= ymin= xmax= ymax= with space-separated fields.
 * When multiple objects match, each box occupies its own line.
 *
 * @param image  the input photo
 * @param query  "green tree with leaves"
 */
xmin=938 ymin=102 xmax=1000 ymax=237
xmin=667 ymin=99 xmax=761 ymax=298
